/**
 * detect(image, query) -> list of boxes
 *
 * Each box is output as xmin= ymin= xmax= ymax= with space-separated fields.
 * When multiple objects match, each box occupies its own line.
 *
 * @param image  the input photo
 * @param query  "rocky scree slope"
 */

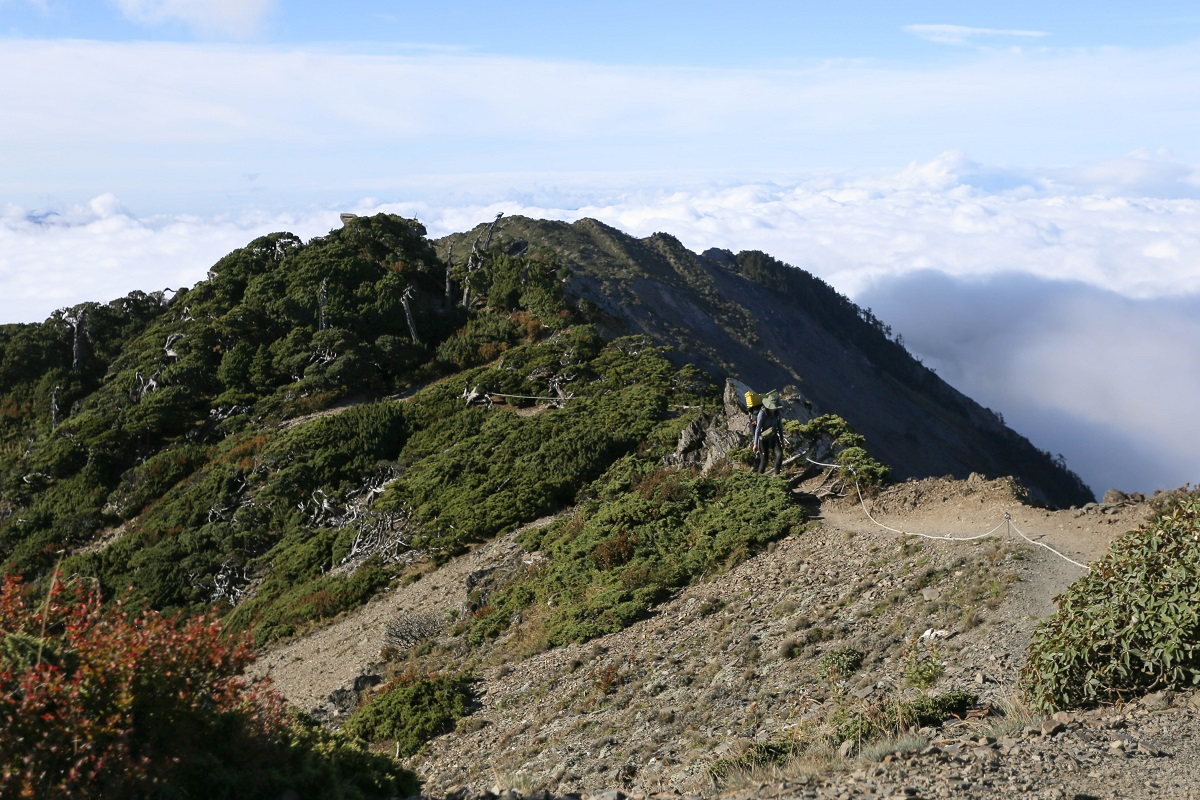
xmin=258 ymin=476 xmax=1198 ymax=800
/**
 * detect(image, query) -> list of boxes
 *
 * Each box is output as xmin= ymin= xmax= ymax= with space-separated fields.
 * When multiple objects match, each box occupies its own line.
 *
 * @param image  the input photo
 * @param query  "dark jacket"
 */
xmin=753 ymin=406 xmax=782 ymax=449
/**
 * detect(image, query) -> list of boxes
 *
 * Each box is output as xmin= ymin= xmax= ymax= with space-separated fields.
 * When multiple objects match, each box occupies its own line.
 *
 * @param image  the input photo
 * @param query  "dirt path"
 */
xmin=819 ymin=475 xmax=1134 ymax=619
xmin=251 ymin=530 xmax=526 ymax=715
xmin=251 ymin=517 xmax=563 ymax=716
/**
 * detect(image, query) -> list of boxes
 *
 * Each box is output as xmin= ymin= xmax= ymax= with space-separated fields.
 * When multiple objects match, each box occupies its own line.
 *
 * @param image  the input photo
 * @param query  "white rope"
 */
xmin=849 ymin=475 xmax=1089 ymax=570
xmin=484 ymin=391 xmax=573 ymax=403
xmin=1008 ymin=519 xmax=1092 ymax=571
xmin=806 ymin=456 xmax=842 ymax=469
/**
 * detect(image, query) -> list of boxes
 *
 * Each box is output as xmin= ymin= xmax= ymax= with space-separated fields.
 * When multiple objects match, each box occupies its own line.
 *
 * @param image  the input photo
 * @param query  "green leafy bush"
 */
xmin=1021 ymin=496 xmax=1200 ymax=711
xmin=343 ymin=671 xmax=474 ymax=755
xmin=903 ymin=648 xmax=945 ymax=689
xmin=786 ymin=414 xmax=890 ymax=491
xmin=0 ymin=571 xmax=416 ymax=799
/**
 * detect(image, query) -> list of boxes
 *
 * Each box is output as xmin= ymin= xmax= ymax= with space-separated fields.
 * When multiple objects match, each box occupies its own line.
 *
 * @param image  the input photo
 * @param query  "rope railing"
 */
xmin=482 ymin=391 xmax=572 ymax=402
xmin=1008 ymin=518 xmax=1091 ymax=571
xmin=802 ymin=454 xmax=1090 ymax=570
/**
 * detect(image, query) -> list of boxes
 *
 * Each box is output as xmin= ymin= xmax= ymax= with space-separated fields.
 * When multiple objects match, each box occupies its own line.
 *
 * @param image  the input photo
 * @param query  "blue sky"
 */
xmin=2 ymin=0 xmax=1200 ymax=497
xmin=6 ymin=1 xmax=1200 ymax=61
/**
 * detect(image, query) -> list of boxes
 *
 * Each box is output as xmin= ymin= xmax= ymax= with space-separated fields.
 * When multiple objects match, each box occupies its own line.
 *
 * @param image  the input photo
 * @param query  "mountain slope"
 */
xmin=0 ymin=214 xmax=782 ymax=642
xmin=0 ymin=212 xmax=1088 ymax=630
xmin=6 ymin=213 xmax=1195 ymax=800
xmin=437 ymin=217 xmax=1093 ymax=508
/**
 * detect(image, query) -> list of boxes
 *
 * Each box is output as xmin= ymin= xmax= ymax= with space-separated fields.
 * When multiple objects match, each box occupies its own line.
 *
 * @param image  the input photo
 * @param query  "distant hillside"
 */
xmin=436 ymin=216 xmax=1093 ymax=508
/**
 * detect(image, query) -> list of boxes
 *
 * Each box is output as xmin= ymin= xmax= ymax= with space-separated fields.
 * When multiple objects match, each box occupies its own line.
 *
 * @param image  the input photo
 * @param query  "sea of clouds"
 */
xmin=2 ymin=153 xmax=1198 ymax=497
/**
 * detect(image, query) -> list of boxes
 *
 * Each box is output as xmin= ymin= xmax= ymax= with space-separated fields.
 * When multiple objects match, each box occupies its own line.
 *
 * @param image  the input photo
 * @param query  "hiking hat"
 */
xmin=762 ymin=392 xmax=780 ymax=409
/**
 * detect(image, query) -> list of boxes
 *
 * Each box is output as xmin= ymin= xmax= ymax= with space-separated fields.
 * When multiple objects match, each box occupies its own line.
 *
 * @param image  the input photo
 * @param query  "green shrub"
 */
xmin=903 ymin=649 xmax=945 ymax=689
xmin=817 ymin=646 xmax=865 ymax=683
xmin=895 ymin=690 xmax=978 ymax=729
xmin=835 ymin=446 xmax=891 ymax=492
xmin=343 ymin=671 xmax=474 ymax=756
xmin=379 ymin=338 xmax=700 ymax=557
xmin=104 ymin=444 xmax=212 ymax=520
xmin=467 ymin=460 xmax=807 ymax=647
xmin=283 ymin=714 xmax=421 ymax=799
xmin=1021 ymin=497 xmax=1200 ymax=711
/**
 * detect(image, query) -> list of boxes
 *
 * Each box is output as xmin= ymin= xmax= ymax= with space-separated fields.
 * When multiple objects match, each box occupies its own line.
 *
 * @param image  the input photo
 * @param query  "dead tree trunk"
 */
xmin=444 ymin=243 xmax=454 ymax=311
xmin=482 ymin=212 xmax=502 ymax=251
xmin=318 ymin=279 xmax=329 ymax=331
xmin=400 ymin=285 xmax=421 ymax=346
xmin=461 ymin=213 xmax=503 ymax=309
xmin=50 ymin=385 xmax=61 ymax=430
xmin=68 ymin=309 xmax=88 ymax=371
xmin=461 ymin=261 xmax=474 ymax=309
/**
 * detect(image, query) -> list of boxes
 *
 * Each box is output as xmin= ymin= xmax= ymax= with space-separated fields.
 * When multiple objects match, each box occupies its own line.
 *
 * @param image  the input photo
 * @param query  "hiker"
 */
xmin=752 ymin=392 xmax=784 ymax=474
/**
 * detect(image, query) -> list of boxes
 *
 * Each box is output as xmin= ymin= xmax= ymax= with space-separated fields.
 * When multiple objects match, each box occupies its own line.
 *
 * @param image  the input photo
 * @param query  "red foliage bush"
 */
xmin=0 ymin=571 xmax=286 ymax=798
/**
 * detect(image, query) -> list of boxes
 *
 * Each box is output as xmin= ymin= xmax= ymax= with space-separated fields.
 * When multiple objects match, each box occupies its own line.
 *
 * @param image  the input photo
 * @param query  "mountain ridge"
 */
xmin=435 ymin=216 xmax=1092 ymax=508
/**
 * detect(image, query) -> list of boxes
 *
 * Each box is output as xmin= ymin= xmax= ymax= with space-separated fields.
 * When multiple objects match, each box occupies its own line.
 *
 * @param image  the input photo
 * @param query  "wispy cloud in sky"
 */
xmin=110 ymin=0 xmax=277 ymax=38
xmin=904 ymin=24 xmax=1049 ymax=46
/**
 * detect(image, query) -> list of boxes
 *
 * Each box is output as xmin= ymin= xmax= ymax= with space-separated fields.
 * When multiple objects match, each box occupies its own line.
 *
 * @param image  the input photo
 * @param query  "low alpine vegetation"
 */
xmin=1021 ymin=491 xmax=1200 ymax=710
xmin=817 ymin=646 xmax=865 ymax=684
xmin=707 ymin=689 xmax=979 ymax=787
xmin=343 ymin=671 xmax=474 ymax=756
xmin=787 ymin=414 xmax=891 ymax=493
xmin=463 ymin=459 xmax=807 ymax=647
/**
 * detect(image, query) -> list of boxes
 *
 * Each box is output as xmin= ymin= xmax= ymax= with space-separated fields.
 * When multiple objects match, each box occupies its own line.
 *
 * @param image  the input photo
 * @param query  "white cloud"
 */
xmin=11 ymin=152 xmax=1199 ymax=323
xmin=110 ymin=0 xmax=276 ymax=38
xmin=856 ymin=272 xmax=1200 ymax=496
xmin=0 ymin=197 xmax=339 ymax=323
xmin=904 ymin=24 xmax=1049 ymax=47
xmin=3 ymin=37 xmax=1200 ymax=204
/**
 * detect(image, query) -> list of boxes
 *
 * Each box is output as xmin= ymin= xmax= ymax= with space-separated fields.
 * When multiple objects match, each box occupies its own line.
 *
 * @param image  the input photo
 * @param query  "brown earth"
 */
xmin=252 ymin=476 xmax=1200 ymax=800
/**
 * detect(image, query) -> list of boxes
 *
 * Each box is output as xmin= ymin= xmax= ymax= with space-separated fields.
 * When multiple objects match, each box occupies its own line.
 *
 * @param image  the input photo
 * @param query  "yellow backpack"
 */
xmin=744 ymin=390 xmax=761 ymax=411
